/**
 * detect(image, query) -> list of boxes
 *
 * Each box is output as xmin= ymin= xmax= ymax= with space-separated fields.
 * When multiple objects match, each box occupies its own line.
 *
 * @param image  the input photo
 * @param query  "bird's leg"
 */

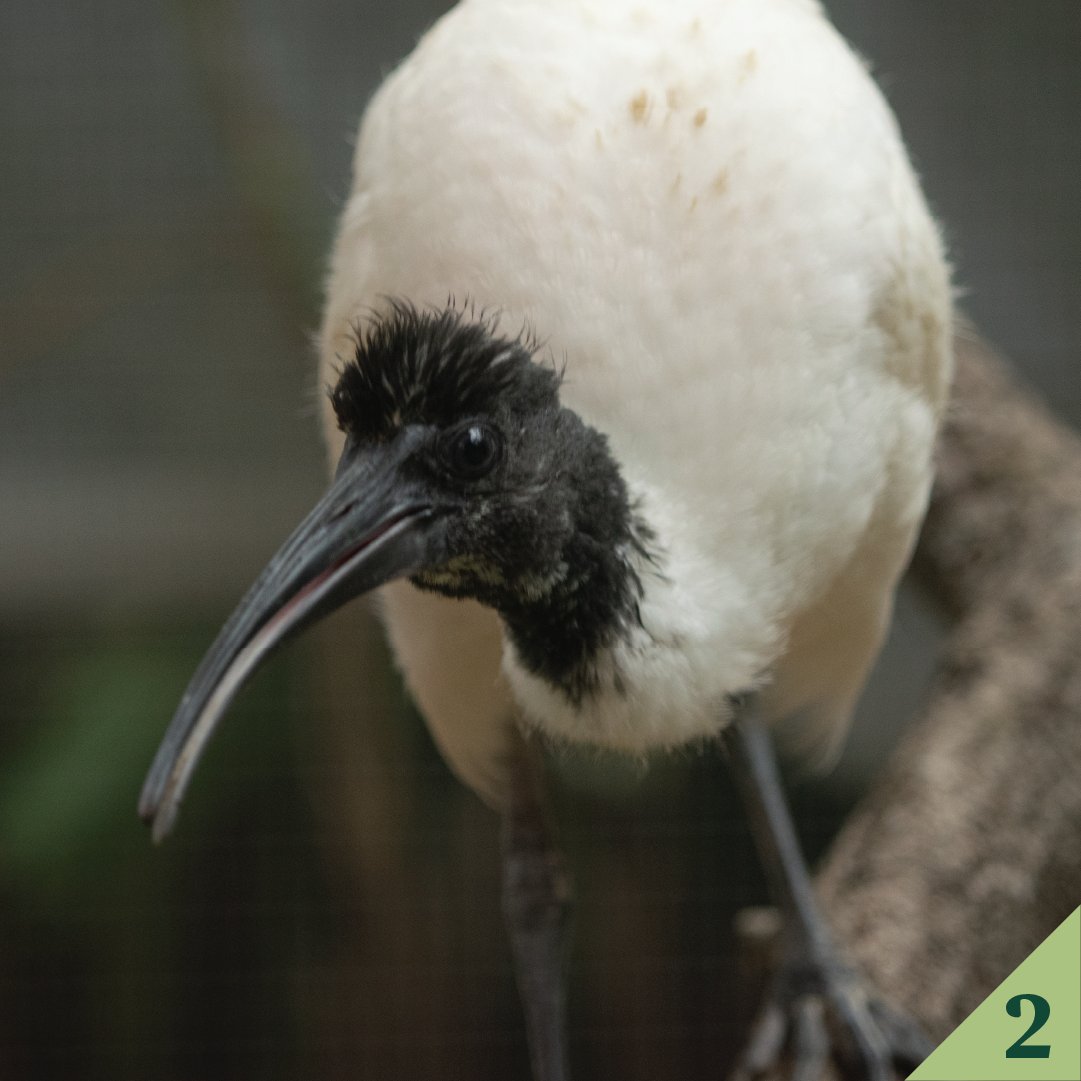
xmin=501 ymin=735 xmax=574 ymax=1081
xmin=723 ymin=708 xmax=932 ymax=1081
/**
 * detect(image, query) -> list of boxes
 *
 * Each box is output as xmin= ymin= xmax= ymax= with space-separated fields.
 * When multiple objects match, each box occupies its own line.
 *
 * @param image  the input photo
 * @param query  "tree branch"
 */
xmin=817 ymin=330 xmax=1081 ymax=1041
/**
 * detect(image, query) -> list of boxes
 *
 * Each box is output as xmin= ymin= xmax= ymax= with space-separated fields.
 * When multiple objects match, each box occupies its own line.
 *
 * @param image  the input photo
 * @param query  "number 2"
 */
xmin=1005 ymin=993 xmax=1051 ymax=1059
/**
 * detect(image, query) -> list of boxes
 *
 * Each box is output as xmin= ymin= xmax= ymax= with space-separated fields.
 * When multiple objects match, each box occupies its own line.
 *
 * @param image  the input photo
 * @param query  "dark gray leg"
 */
xmin=501 ymin=737 xmax=574 ymax=1081
xmin=724 ymin=708 xmax=932 ymax=1081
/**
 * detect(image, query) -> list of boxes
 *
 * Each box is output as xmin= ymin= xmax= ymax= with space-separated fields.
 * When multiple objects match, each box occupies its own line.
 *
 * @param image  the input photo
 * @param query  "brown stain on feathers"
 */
xmin=629 ymin=90 xmax=652 ymax=124
xmin=738 ymin=49 xmax=759 ymax=84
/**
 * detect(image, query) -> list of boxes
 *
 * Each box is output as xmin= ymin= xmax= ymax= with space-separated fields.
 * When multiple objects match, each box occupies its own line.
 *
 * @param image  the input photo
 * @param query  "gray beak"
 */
xmin=138 ymin=432 xmax=445 ymax=841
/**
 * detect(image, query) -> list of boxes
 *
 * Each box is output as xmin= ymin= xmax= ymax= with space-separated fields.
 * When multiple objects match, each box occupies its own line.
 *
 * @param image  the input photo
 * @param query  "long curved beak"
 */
xmin=139 ymin=432 xmax=446 ymax=842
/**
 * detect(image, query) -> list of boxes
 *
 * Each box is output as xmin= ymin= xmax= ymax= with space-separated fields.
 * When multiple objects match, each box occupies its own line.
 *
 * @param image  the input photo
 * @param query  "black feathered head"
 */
xmin=331 ymin=302 xmax=560 ymax=444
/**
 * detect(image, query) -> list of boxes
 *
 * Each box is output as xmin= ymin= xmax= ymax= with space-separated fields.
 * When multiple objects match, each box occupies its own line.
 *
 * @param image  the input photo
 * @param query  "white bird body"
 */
xmin=319 ymin=0 xmax=951 ymax=806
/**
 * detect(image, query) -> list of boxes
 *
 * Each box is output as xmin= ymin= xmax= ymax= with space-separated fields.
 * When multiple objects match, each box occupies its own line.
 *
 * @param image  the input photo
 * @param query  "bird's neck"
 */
xmin=497 ymin=463 xmax=655 ymax=706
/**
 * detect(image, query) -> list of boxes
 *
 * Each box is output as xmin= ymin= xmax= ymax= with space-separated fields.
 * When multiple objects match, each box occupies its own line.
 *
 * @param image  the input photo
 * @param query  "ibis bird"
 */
xmin=140 ymin=0 xmax=951 ymax=1077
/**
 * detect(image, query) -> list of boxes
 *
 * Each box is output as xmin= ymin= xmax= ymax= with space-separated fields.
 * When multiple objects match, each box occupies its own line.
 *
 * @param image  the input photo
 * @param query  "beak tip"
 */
xmin=150 ymin=814 xmax=173 ymax=845
xmin=137 ymin=777 xmax=160 ymax=823
xmin=140 ymin=802 xmax=177 ymax=844
xmin=138 ymin=780 xmax=177 ymax=842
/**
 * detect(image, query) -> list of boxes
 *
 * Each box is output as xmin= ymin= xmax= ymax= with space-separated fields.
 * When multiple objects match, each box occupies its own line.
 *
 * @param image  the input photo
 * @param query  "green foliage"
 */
xmin=0 ymin=627 xmax=293 ymax=907
xmin=2 ymin=638 xmax=184 ymax=892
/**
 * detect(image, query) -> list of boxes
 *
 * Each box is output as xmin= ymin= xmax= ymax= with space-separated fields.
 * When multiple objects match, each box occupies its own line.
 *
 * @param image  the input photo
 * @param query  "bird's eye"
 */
xmin=444 ymin=422 xmax=503 ymax=480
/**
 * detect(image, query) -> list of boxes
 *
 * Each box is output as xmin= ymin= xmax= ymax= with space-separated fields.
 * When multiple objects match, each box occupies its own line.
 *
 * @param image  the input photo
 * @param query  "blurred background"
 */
xmin=2 ymin=1 xmax=1078 ymax=1078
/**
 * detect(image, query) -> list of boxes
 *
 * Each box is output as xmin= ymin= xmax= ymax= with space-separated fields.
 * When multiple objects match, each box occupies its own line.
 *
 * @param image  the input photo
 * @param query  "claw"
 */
xmin=824 ymin=973 xmax=892 ymax=1081
xmin=726 ymin=953 xmax=933 ymax=1081
xmin=730 ymin=1000 xmax=786 ymax=1081
xmin=869 ymin=998 xmax=935 ymax=1071
xmin=790 ymin=999 xmax=829 ymax=1081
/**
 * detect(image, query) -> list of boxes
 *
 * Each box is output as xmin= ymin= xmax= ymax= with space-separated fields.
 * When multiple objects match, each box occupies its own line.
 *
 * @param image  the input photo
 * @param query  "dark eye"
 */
xmin=445 ymin=422 xmax=503 ymax=479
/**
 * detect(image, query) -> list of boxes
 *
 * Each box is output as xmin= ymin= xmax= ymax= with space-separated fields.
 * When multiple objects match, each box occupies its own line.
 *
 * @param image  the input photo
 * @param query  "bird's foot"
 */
xmin=729 ymin=951 xmax=932 ymax=1081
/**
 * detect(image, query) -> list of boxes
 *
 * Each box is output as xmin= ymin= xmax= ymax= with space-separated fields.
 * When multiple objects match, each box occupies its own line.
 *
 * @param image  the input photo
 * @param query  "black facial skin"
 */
xmin=333 ymin=302 xmax=654 ymax=701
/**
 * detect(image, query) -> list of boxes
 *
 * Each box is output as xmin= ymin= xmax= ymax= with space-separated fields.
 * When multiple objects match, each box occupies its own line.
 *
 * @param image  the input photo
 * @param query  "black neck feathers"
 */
xmin=500 ymin=493 xmax=655 ymax=706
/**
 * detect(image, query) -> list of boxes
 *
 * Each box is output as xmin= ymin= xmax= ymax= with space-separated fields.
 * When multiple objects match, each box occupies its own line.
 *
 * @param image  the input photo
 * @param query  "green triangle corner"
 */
xmin=908 ymin=906 xmax=1080 ymax=1081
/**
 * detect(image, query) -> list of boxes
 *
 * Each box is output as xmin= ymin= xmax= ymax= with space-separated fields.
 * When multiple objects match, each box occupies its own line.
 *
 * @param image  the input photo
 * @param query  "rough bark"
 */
xmin=817 ymin=331 xmax=1081 ymax=1044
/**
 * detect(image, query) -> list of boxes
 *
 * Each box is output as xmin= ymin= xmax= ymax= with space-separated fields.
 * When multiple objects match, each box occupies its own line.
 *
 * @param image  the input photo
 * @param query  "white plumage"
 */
xmin=318 ymin=0 xmax=951 ymax=806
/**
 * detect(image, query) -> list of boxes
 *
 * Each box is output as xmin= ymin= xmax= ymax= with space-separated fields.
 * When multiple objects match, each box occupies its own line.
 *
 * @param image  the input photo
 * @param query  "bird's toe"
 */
xmin=728 ymin=998 xmax=787 ymax=1081
xmin=790 ymin=998 xmax=830 ymax=1081
xmin=727 ymin=956 xmax=932 ymax=1081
